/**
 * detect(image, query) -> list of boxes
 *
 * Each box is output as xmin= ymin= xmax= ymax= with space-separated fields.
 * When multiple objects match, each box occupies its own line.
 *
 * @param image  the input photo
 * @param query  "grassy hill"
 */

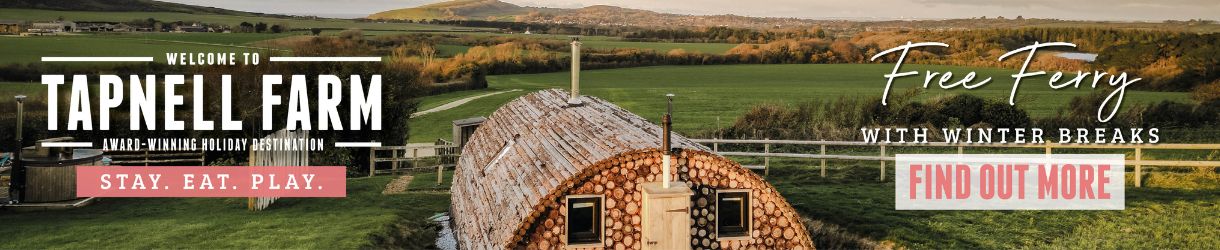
xmin=369 ymin=0 xmax=1220 ymax=32
xmin=0 ymin=0 xmax=286 ymax=17
xmin=368 ymin=0 xmax=541 ymax=21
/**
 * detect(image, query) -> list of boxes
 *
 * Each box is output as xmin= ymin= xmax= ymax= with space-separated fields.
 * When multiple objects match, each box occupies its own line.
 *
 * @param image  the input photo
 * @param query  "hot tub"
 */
xmin=20 ymin=148 xmax=103 ymax=203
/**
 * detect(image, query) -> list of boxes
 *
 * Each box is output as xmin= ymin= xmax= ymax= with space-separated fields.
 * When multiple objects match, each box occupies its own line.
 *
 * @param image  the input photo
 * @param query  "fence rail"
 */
xmin=368 ymin=140 xmax=460 ymax=185
xmin=103 ymin=149 xmax=205 ymax=166
xmin=692 ymin=138 xmax=1220 ymax=187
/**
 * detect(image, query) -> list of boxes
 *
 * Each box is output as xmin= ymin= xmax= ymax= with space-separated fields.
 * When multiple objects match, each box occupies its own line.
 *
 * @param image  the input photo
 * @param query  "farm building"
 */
xmin=29 ymin=21 xmax=75 ymax=33
xmin=76 ymin=22 xmax=132 ymax=32
xmin=174 ymin=24 xmax=211 ymax=33
xmin=450 ymin=89 xmax=812 ymax=249
xmin=0 ymin=20 xmax=25 ymax=34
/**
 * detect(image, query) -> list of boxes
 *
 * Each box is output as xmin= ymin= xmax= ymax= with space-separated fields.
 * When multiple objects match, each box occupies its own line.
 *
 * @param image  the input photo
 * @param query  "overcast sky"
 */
xmin=161 ymin=0 xmax=1219 ymax=21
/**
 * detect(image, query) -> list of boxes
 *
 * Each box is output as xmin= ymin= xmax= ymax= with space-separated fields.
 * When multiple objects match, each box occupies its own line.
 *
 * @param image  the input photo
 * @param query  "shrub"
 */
xmin=981 ymin=101 xmax=1031 ymax=128
xmin=1143 ymin=101 xmax=1200 ymax=127
xmin=1191 ymin=79 xmax=1220 ymax=103
xmin=933 ymin=95 xmax=986 ymax=126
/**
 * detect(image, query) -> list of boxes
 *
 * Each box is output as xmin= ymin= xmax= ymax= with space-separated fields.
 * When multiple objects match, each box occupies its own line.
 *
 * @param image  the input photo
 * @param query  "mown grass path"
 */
xmin=410 ymin=89 xmax=521 ymax=118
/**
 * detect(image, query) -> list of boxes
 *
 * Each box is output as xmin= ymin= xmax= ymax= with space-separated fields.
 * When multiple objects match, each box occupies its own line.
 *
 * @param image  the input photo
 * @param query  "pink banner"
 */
xmin=76 ymin=166 xmax=346 ymax=197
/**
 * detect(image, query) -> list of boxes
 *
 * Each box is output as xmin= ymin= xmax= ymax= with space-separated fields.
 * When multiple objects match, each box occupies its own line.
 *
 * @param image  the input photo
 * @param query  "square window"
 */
xmin=566 ymin=195 xmax=603 ymax=245
xmin=717 ymin=190 xmax=750 ymax=237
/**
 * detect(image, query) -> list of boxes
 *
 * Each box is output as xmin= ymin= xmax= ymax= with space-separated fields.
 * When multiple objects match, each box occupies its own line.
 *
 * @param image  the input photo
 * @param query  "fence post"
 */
xmin=713 ymin=141 xmax=719 ymax=153
xmin=1135 ymin=147 xmax=1142 ymax=188
xmin=879 ymin=145 xmax=886 ymax=181
xmin=819 ymin=144 xmax=827 ymax=178
xmin=443 ymin=145 xmax=452 ymax=165
xmin=369 ymin=148 xmax=375 ymax=177
xmin=412 ymin=148 xmax=420 ymax=175
xmin=437 ymin=164 xmax=444 ymax=185
xmin=763 ymin=138 xmax=770 ymax=177
xmin=449 ymin=144 xmax=457 ymax=165
xmin=389 ymin=149 xmax=398 ymax=175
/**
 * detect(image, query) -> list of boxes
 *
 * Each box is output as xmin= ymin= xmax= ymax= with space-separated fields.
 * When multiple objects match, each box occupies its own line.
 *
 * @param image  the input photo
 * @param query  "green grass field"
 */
xmin=0 ymin=82 xmax=46 ymax=99
xmin=415 ymin=88 xmax=504 ymax=111
xmin=0 ymin=176 xmax=450 ymax=249
xmin=0 ymin=9 xmax=488 ymax=31
xmin=581 ymin=40 xmax=737 ymax=54
xmin=418 ymin=31 xmax=623 ymax=41
xmin=105 ymin=32 xmax=297 ymax=45
xmin=0 ymin=81 xmax=88 ymax=115
xmin=434 ymin=44 xmax=473 ymax=57
xmin=407 ymin=64 xmax=1189 ymax=142
xmin=417 ymin=31 xmax=739 ymax=54
xmin=0 ymin=31 xmax=731 ymax=65
xmin=0 ymin=35 xmax=278 ymax=65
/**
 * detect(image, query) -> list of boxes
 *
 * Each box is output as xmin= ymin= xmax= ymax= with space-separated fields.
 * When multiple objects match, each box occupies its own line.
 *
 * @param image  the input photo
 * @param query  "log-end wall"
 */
xmin=521 ymin=149 xmax=812 ymax=249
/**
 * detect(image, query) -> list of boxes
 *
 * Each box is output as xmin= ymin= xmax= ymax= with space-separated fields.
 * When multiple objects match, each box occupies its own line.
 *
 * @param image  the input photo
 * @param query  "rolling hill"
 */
xmin=368 ymin=0 xmax=547 ymax=21
xmin=0 ymin=0 xmax=287 ymax=17
xmin=369 ymin=0 xmax=1220 ymax=32
xmin=368 ymin=0 xmax=815 ymax=28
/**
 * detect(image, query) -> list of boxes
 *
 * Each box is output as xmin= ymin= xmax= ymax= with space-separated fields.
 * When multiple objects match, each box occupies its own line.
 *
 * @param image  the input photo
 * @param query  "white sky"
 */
xmin=161 ymin=0 xmax=1220 ymax=21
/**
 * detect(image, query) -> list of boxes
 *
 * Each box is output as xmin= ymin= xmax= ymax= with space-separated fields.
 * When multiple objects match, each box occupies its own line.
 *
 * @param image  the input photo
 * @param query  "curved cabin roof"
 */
xmin=451 ymin=89 xmax=707 ymax=248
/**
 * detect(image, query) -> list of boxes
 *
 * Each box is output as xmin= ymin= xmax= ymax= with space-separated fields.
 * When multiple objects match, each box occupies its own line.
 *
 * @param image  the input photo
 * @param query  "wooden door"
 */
xmin=641 ymin=182 xmax=692 ymax=250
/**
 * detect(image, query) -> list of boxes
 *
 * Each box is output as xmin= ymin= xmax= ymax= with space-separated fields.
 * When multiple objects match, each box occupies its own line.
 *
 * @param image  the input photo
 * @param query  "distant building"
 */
xmin=0 ymin=20 xmax=25 ymax=34
xmin=174 ymin=23 xmax=211 ymax=33
xmin=29 ymin=21 xmax=75 ymax=33
xmin=111 ymin=24 xmax=132 ymax=32
xmin=76 ymin=21 xmax=123 ymax=32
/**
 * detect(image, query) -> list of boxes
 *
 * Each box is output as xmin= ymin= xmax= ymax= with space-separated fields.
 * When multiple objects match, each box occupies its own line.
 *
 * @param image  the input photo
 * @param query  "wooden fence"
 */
xmin=247 ymin=129 xmax=310 ymax=211
xmin=368 ymin=139 xmax=459 ymax=185
xmin=692 ymin=138 xmax=1220 ymax=187
xmin=104 ymin=149 xmax=205 ymax=166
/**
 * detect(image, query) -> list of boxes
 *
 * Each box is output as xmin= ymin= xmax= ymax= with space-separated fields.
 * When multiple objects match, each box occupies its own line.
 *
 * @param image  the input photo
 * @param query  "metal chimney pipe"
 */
xmin=663 ymin=94 xmax=673 ymax=153
xmin=568 ymin=36 xmax=582 ymax=106
xmin=662 ymin=93 xmax=674 ymax=188
xmin=11 ymin=95 xmax=25 ymax=203
xmin=15 ymin=95 xmax=23 ymax=146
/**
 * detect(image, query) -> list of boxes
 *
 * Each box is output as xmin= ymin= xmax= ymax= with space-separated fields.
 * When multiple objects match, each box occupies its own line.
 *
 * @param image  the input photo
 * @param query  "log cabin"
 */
xmin=449 ymin=89 xmax=813 ymax=249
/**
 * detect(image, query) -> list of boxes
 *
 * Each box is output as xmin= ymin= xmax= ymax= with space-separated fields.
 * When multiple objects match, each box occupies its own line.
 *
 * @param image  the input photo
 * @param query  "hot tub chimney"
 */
xmin=641 ymin=93 xmax=691 ymax=248
xmin=10 ymin=95 xmax=26 ymax=203
xmin=568 ymin=36 xmax=582 ymax=106
xmin=662 ymin=93 xmax=674 ymax=188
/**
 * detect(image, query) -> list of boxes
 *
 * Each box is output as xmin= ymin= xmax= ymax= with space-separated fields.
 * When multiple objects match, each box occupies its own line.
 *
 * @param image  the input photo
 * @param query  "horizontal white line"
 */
xmin=269 ymin=57 xmax=382 ymax=62
xmin=335 ymin=142 xmax=382 ymax=147
xmin=41 ymin=142 xmax=94 ymax=147
xmin=41 ymin=57 xmax=154 ymax=62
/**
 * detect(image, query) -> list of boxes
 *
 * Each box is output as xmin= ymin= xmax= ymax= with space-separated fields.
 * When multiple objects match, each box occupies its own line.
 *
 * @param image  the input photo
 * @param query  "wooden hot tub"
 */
xmin=20 ymin=148 xmax=103 ymax=203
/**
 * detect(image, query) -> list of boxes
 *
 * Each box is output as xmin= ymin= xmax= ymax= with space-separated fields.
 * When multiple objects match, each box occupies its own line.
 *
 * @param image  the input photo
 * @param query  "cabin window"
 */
xmin=566 ymin=195 xmax=603 ymax=245
xmin=717 ymin=190 xmax=751 ymax=238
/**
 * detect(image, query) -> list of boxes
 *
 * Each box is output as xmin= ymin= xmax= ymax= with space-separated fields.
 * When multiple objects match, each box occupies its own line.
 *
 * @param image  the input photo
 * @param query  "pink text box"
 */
xmin=76 ymin=166 xmax=346 ymax=197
